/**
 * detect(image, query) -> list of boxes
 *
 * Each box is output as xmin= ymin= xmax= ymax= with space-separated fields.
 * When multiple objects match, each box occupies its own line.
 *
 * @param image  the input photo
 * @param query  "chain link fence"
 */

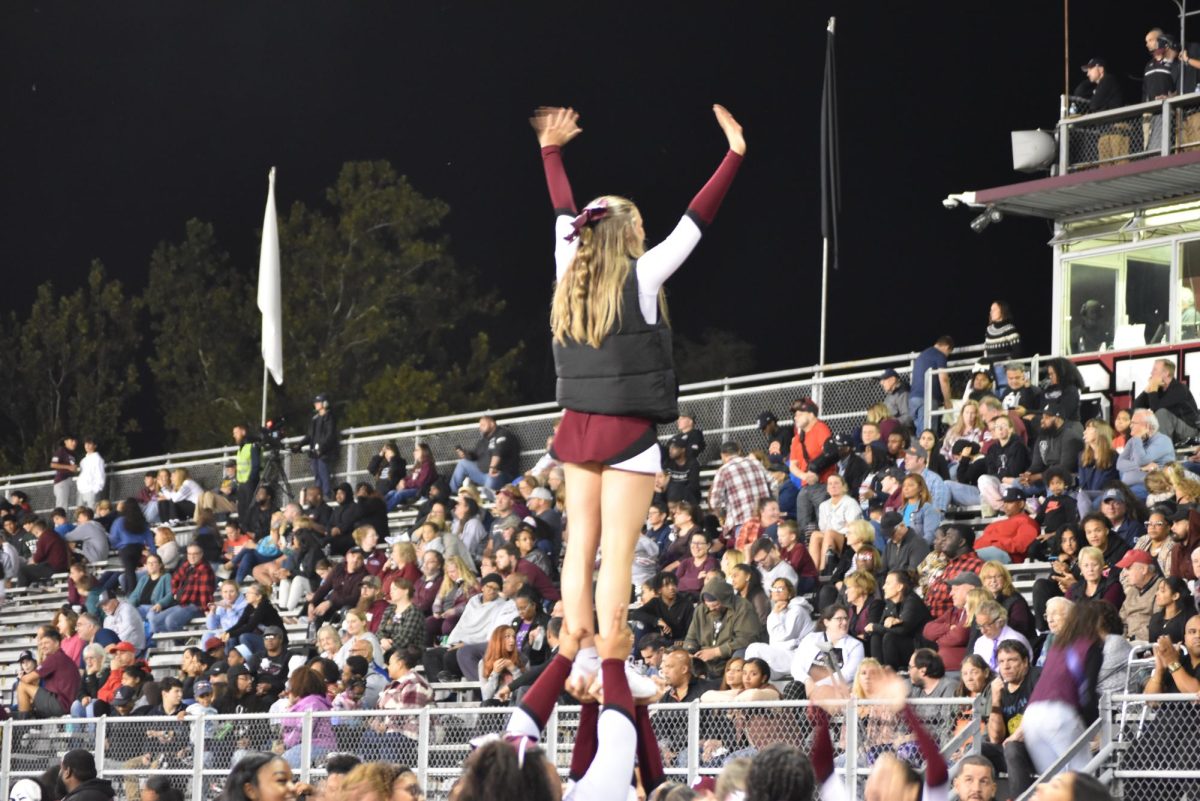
xmin=1112 ymin=693 xmax=1200 ymax=801
xmin=0 ymin=697 xmax=990 ymax=801
xmin=1060 ymin=93 xmax=1200 ymax=173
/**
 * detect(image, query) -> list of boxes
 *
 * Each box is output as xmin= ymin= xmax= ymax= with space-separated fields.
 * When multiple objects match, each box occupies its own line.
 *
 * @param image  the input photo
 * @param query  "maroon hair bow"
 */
xmin=564 ymin=199 xmax=609 ymax=242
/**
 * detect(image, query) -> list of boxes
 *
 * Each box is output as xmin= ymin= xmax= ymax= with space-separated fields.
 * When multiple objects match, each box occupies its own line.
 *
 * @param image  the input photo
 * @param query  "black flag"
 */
xmin=820 ymin=17 xmax=840 ymax=269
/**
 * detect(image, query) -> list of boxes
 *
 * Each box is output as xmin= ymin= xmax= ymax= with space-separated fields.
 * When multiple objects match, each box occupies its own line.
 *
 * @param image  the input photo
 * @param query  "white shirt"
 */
xmin=972 ymin=625 xmax=1031 ymax=670
xmin=104 ymin=600 xmax=146 ymax=651
xmin=760 ymin=559 xmax=799 ymax=589
xmin=76 ymin=452 xmax=107 ymax=495
xmin=790 ymin=632 xmax=864 ymax=685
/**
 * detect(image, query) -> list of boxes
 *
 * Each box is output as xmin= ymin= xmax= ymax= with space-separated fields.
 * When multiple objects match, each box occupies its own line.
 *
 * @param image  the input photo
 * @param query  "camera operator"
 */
xmin=232 ymin=423 xmax=261 ymax=521
xmin=295 ymin=394 xmax=339 ymax=497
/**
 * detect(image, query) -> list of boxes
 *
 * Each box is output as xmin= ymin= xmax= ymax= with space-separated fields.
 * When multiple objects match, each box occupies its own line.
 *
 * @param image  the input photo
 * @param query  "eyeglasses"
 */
xmin=828 ymin=616 xmax=849 ymax=623
xmin=770 ymin=586 xmax=788 ymax=592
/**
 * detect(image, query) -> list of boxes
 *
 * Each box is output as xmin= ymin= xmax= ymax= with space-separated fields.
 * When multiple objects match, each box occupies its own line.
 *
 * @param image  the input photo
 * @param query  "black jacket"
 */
xmin=300 ymin=411 xmax=339 ymax=462
xmin=1134 ymin=379 xmax=1200 ymax=427
xmin=665 ymin=456 xmax=702 ymax=508
xmin=882 ymin=593 xmax=931 ymax=638
xmin=63 ymin=779 xmax=117 ymax=801
xmin=984 ymin=437 xmax=1031 ymax=479
xmin=367 ymin=454 xmax=407 ymax=494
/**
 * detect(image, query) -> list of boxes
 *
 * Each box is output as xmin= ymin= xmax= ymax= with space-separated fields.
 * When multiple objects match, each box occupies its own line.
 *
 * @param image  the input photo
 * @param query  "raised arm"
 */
xmin=531 ymin=106 xmax=581 ymax=215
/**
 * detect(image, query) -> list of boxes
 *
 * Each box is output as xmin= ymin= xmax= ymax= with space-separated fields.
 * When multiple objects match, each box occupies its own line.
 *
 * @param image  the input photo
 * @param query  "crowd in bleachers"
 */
xmin=7 ymin=317 xmax=1200 ymax=799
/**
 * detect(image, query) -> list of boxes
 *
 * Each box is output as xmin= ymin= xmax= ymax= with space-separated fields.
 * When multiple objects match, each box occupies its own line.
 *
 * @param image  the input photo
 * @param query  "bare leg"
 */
xmin=16 ymin=681 xmax=33 ymax=712
xmin=597 ymin=468 xmax=655 ymax=640
xmin=809 ymin=531 xmax=826 ymax=571
xmin=562 ymin=462 xmax=603 ymax=638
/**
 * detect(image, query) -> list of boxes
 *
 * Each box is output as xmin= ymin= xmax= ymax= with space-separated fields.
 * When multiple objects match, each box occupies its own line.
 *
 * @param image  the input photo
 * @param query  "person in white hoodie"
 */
xmin=76 ymin=437 xmax=106 ymax=508
xmin=746 ymin=577 xmax=815 ymax=678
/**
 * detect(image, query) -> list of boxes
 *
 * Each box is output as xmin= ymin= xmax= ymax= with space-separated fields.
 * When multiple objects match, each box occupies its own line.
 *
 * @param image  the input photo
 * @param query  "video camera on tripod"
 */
xmin=260 ymin=417 xmax=287 ymax=452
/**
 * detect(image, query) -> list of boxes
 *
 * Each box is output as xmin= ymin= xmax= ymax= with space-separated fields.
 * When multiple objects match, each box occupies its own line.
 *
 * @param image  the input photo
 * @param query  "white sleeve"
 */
xmin=555 ymin=216 xmax=581 ymax=280
xmin=571 ymin=708 xmax=637 ymax=801
xmin=634 ymin=215 xmax=703 ymax=323
xmin=820 ymin=773 xmax=851 ymax=801
xmin=504 ymin=705 xmax=542 ymax=741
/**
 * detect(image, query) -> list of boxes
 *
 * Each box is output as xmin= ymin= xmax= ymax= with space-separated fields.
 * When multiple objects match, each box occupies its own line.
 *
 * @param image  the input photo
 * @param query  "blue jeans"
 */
xmin=312 ymin=459 xmax=333 ymax=498
xmin=232 ymin=549 xmax=277 ymax=583
xmin=975 ymin=546 xmax=1012 ymax=564
xmin=946 ymin=481 xmax=981 ymax=507
xmin=911 ymin=396 xmax=927 ymax=433
xmin=149 ymin=604 xmax=202 ymax=635
xmin=284 ymin=744 xmax=328 ymax=770
xmin=449 ymin=460 xmax=509 ymax=492
xmin=385 ymin=487 xmax=420 ymax=510
xmin=231 ymin=632 xmax=264 ymax=654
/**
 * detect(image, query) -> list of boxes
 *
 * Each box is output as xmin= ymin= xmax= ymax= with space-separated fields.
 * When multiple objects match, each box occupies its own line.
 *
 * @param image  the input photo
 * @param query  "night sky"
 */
xmin=0 ymin=1 xmax=1180 ymax=413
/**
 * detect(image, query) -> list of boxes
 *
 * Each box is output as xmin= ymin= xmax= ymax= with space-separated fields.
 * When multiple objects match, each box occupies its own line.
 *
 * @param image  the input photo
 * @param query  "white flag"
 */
xmin=258 ymin=167 xmax=284 ymax=385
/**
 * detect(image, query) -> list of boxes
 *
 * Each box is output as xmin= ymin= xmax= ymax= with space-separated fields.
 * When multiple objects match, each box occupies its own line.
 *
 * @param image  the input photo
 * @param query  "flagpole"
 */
xmin=820 ymin=235 xmax=829 ymax=367
xmin=261 ymin=364 xmax=269 ymax=427
xmin=816 ymin=15 xmax=836 ymax=406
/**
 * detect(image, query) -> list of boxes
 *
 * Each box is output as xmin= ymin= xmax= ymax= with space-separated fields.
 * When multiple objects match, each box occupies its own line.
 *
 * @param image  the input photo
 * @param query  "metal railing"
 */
xmin=0 ymin=344 xmax=985 ymax=514
xmin=0 ymin=695 xmax=984 ymax=801
xmin=1058 ymin=92 xmax=1200 ymax=173
xmin=925 ymin=355 xmax=1111 ymax=433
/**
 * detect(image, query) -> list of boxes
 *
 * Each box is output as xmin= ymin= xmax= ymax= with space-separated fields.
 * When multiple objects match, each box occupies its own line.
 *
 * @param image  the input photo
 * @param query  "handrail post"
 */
xmin=300 ymin=711 xmax=313 ymax=785
xmin=1059 ymin=118 xmax=1071 ymax=174
xmin=1163 ymin=99 xmax=1172 ymax=156
xmin=687 ymin=701 xmax=701 ymax=787
xmin=191 ymin=713 xmax=206 ymax=801
xmin=720 ymin=381 xmax=731 ymax=443
xmin=94 ymin=715 xmax=107 ymax=777
xmin=924 ymin=365 xmax=934 ymax=433
xmin=346 ymin=431 xmax=357 ymax=483
xmin=417 ymin=707 xmax=431 ymax=793
xmin=845 ymin=696 xmax=858 ymax=798
xmin=1 ymin=719 xmax=13 ymax=800
xmin=546 ymin=706 xmax=560 ymax=779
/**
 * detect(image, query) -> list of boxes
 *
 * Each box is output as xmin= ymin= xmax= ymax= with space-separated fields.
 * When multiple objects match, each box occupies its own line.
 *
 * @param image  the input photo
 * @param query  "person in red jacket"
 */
xmin=976 ymin=486 xmax=1039 ymax=563
xmin=788 ymin=398 xmax=835 ymax=533
xmin=921 ymin=572 xmax=981 ymax=670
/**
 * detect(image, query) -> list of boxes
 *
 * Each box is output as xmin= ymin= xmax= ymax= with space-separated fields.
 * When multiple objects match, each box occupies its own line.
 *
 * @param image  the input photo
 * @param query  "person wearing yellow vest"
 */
xmin=233 ymin=423 xmax=261 ymax=521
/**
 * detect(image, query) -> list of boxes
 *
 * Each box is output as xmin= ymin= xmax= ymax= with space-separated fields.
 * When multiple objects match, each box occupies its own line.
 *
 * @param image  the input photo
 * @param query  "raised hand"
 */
xmin=713 ymin=104 xmax=746 ymax=155
xmin=530 ymin=106 xmax=583 ymax=148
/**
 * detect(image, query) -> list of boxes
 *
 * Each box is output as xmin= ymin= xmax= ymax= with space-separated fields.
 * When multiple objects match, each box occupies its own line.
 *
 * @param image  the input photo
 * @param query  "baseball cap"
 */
xmin=228 ymin=664 xmax=252 ymax=682
xmin=106 ymin=641 xmax=136 ymax=654
xmin=879 ymin=511 xmax=904 ymax=533
xmin=832 ymin=432 xmax=854 ymax=448
xmin=1170 ymin=506 xmax=1193 ymax=523
xmin=480 ymin=573 xmax=503 ymax=588
xmin=530 ymin=487 xmax=554 ymax=501
xmin=949 ymin=572 xmax=983 ymax=587
xmin=9 ymin=778 xmax=42 ymax=801
xmin=1081 ymin=57 xmax=1106 ymax=71
xmin=792 ymin=397 xmax=819 ymax=415
xmin=878 ymin=368 xmax=899 ymax=381
xmin=17 ymin=650 xmax=35 ymax=663
xmin=235 ymin=644 xmax=253 ymax=660
xmin=1041 ymin=400 xmax=1065 ymax=419
xmin=313 ymin=393 xmax=329 ymax=403
xmin=262 ymin=626 xmax=284 ymax=639
xmin=906 ymin=444 xmax=928 ymax=460
xmin=1115 ymin=549 xmax=1154 ymax=569
xmin=1000 ymin=486 xmax=1026 ymax=503
xmin=204 ymin=637 xmax=224 ymax=651
xmin=1101 ymin=488 xmax=1126 ymax=503
xmin=112 ymin=685 xmax=137 ymax=706
xmin=193 ymin=679 xmax=214 ymax=696
xmin=756 ymin=411 xmax=778 ymax=429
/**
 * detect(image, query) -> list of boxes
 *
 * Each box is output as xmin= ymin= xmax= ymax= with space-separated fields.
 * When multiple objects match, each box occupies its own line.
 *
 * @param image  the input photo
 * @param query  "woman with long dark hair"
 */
xmin=984 ymin=300 xmax=1021 ymax=390
xmin=1018 ymin=600 xmax=1105 ymax=778
xmin=531 ymin=103 xmax=745 ymax=692
xmin=109 ymin=498 xmax=154 ymax=594
xmin=1042 ymin=357 xmax=1086 ymax=422
xmin=220 ymin=753 xmax=304 ymax=801
xmin=1148 ymin=576 xmax=1197 ymax=643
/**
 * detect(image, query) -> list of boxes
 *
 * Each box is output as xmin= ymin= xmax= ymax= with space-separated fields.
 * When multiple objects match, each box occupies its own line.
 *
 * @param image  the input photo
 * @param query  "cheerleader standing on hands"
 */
xmin=532 ymin=103 xmax=745 ymax=688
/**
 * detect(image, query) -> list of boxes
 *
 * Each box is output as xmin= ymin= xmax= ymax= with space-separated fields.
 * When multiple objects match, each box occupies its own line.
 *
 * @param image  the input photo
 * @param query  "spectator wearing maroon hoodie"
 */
xmin=412 ymin=550 xmax=444 ymax=617
xmin=308 ymin=546 xmax=368 ymax=628
xmin=17 ymin=519 xmax=69 ymax=587
xmin=386 ymin=443 xmax=440 ymax=510
xmin=494 ymin=543 xmax=559 ymax=603
xmin=775 ymin=520 xmax=819 ymax=594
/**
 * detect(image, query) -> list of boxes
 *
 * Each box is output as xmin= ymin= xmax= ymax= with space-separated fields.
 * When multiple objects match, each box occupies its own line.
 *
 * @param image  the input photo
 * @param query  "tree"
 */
xmin=143 ymin=219 xmax=261 ymax=449
xmin=0 ymin=263 xmax=141 ymax=472
xmin=673 ymin=328 xmax=757 ymax=385
xmin=273 ymin=160 xmax=521 ymax=426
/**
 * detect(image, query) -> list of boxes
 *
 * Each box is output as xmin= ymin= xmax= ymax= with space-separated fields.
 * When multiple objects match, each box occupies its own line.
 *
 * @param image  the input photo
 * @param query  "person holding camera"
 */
xmin=295 ymin=394 xmax=339 ymax=497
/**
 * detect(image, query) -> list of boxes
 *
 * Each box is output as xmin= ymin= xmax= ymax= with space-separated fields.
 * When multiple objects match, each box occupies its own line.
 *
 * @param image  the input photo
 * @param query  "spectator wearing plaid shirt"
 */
xmin=148 ymin=543 xmax=216 ymax=635
xmin=362 ymin=645 xmax=432 ymax=765
xmin=376 ymin=578 xmax=426 ymax=653
xmin=922 ymin=524 xmax=984 ymax=620
xmin=708 ymin=441 xmax=772 ymax=541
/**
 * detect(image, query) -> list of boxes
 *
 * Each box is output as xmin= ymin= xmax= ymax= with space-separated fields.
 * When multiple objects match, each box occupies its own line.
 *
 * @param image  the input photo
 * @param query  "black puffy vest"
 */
xmin=552 ymin=264 xmax=677 ymax=423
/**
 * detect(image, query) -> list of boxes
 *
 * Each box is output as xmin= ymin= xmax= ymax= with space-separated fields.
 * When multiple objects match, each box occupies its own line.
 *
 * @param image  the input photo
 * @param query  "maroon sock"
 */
xmin=600 ymin=659 xmax=634 ymax=720
xmin=569 ymin=703 xmax=600 ymax=781
xmin=635 ymin=705 xmax=665 ymax=794
xmin=808 ymin=706 xmax=834 ymax=784
xmin=517 ymin=653 xmax=572 ymax=731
